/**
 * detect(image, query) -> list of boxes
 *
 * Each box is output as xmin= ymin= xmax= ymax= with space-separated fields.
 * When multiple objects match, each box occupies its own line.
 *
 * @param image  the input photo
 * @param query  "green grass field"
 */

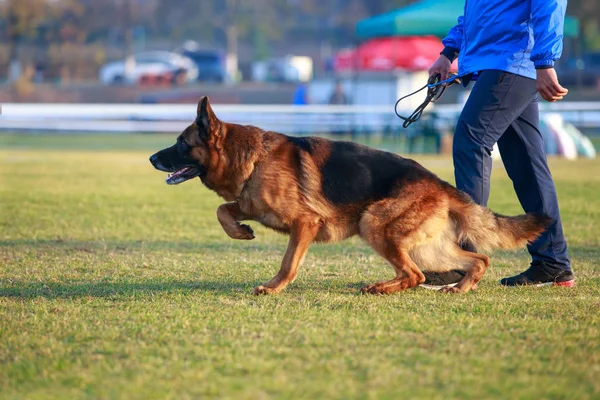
xmin=1 ymin=133 xmax=599 ymax=400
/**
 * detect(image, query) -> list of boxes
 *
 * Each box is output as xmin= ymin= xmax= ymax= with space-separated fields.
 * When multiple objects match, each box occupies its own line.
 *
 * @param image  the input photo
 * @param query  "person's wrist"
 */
xmin=440 ymin=46 xmax=459 ymax=63
xmin=536 ymin=67 xmax=554 ymax=76
xmin=534 ymin=60 xmax=555 ymax=69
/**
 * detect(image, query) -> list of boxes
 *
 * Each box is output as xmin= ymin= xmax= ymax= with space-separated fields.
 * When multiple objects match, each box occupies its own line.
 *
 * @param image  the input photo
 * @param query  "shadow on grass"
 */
xmin=0 ymin=279 xmax=255 ymax=299
xmin=0 ymin=238 xmax=373 ymax=257
xmin=0 ymin=238 xmax=282 ymax=254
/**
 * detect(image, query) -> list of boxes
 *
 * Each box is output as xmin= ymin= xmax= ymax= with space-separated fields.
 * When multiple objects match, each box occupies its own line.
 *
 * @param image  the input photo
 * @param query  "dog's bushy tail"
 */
xmin=447 ymin=188 xmax=553 ymax=253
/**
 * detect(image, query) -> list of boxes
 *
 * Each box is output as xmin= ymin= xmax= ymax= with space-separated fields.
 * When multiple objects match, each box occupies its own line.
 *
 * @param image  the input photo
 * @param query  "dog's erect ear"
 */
xmin=196 ymin=96 xmax=218 ymax=142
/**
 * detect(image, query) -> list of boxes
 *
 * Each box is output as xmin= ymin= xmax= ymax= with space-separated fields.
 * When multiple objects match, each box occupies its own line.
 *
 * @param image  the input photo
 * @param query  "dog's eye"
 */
xmin=177 ymin=138 xmax=191 ymax=153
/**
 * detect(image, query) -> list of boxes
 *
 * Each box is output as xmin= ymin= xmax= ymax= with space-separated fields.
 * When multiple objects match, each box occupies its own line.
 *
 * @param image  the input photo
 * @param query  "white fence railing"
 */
xmin=1 ymin=102 xmax=599 ymax=134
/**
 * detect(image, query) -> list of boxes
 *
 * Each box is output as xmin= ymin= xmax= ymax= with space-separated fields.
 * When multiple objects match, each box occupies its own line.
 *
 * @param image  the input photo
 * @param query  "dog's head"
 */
xmin=149 ymin=96 xmax=220 ymax=185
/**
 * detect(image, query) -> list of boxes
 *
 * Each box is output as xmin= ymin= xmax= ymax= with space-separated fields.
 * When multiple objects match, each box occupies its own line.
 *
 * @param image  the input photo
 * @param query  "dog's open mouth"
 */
xmin=165 ymin=166 xmax=203 ymax=185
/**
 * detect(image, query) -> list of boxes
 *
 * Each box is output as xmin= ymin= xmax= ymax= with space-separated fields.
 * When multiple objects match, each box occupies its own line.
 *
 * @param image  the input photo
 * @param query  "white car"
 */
xmin=99 ymin=51 xmax=199 ymax=85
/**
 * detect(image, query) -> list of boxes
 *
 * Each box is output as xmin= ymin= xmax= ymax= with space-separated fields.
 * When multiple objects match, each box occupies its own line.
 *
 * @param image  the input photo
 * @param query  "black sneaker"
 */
xmin=420 ymin=270 xmax=466 ymax=290
xmin=500 ymin=261 xmax=575 ymax=287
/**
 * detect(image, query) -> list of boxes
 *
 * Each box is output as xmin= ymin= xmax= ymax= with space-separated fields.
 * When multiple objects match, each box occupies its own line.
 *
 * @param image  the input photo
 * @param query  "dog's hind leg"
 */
xmin=408 ymin=220 xmax=491 ymax=293
xmin=253 ymin=218 xmax=320 ymax=295
xmin=360 ymin=248 xmax=425 ymax=294
xmin=358 ymin=194 xmax=447 ymax=294
xmin=217 ymin=202 xmax=255 ymax=240
xmin=440 ymin=250 xmax=490 ymax=293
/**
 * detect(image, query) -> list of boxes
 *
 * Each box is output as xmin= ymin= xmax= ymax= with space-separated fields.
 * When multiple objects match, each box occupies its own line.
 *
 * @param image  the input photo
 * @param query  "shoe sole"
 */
xmin=419 ymin=283 xmax=458 ymax=290
xmin=532 ymin=279 xmax=576 ymax=288
xmin=502 ymin=279 xmax=576 ymax=288
xmin=419 ymin=282 xmax=480 ymax=291
xmin=422 ymin=280 xmax=576 ymax=290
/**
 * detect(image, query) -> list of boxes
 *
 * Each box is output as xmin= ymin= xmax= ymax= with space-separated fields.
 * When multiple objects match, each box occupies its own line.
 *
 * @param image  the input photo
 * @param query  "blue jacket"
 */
xmin=293 ymin=84 xmax=308 ymax=105
xmin=441 ymin=0 xmax=567 ymax=80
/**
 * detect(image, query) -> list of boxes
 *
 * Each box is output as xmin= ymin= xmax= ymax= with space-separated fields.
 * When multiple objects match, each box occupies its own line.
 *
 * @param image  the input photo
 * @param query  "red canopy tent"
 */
xmin=334 ymin=36 xmax=458 ymax=72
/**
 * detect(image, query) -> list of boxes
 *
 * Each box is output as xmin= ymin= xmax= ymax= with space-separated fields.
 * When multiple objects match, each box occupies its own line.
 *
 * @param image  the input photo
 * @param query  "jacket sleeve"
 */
xmin=441 ymin=15 xmax=464 ymax=62
xmin=530 ymin=0 xmax=567 ymax=68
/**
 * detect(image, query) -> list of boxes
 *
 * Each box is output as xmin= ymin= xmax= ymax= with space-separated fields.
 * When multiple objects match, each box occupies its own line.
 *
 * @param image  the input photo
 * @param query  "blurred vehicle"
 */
xmin=181 ymin=49 xmax=226 ymax=82
xmin=252 ymin=56 xmax=313 ymax=83
xmin=99 ymin=51 xmax=199 ymax=85
xmin=556 ymin=52 xmax=600 ymax=88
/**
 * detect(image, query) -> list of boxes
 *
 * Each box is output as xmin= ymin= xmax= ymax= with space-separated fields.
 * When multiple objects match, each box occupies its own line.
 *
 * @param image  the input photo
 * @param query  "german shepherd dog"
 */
xmin=150 ymin=97 xmax=551 ymax=295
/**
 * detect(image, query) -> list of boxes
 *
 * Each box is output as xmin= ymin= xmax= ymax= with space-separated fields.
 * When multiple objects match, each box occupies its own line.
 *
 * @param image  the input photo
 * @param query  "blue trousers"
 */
xmin=453 ymin=70 xmax=571 ymax=270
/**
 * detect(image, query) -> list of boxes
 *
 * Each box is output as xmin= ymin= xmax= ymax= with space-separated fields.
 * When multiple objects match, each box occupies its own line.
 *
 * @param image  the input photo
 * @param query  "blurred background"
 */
xmin=0 ymin=0 xmax=599 ymax=156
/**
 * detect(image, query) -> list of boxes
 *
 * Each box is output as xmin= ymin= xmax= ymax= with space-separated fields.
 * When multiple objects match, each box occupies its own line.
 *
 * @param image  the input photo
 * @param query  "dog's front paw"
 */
xmin=360 ymin=284 xmax=383 ymax=295
xmin=227 ymin=223 xmax=255 ymax=240
xmin=239 ymin=224 xmax=255 ymax=240
xmin=252 ymin=285 xmax=276 ymax=295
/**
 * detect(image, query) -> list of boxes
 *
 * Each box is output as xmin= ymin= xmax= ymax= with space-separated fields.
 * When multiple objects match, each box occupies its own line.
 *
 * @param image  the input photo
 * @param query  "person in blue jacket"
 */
xmin=293 ymin=83 xmax=309 ymax=105
xmin=423 ymin=0 xmax=575 ymax=288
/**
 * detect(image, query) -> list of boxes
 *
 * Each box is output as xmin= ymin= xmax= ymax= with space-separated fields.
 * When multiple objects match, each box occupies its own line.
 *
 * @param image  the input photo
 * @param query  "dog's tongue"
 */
xmin=166 ymin=167 xmax=193 ymax=185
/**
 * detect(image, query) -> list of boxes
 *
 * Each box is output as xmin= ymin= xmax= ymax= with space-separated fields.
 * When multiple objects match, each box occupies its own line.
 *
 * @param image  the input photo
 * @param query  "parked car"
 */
xmin=251 ymin=56 xmax=313 ymax=83
xmin=179 ymin=46 xmax=226 ymax=82
xmin=99 ymin=51 xmax=199 ymax=85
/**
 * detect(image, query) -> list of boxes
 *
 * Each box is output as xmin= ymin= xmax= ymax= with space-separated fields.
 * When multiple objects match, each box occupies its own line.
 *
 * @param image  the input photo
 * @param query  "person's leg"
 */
xmin=423 ymin=70 xmax=537 ymax=288
xmin=497 ymin=100 xmax=574 ymax=286
xmin=452 ymin=71 xmax=537 ymax=205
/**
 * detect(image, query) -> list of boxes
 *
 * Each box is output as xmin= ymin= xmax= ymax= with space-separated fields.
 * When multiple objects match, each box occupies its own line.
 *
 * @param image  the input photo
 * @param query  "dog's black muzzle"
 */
xmin=150 ymin=143 xmax=206 ymax=185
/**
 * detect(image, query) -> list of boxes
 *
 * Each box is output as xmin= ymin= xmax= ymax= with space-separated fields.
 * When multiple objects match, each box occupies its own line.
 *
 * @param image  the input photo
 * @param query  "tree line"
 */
xmin=1 ymin=0 xmax=599 ymax=81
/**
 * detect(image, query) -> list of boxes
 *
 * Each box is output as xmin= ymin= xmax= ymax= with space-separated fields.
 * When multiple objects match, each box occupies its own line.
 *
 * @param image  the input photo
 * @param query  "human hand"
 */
xmin=536 ymin=68 xmax=568 ymax=102
xmin=428 ymin=55 xmax=452 ymax=81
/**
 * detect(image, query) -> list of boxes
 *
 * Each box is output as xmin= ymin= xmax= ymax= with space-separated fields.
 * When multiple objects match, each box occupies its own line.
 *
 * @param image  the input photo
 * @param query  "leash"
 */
xmin=394 ymin=73 xmax=462 ymax=128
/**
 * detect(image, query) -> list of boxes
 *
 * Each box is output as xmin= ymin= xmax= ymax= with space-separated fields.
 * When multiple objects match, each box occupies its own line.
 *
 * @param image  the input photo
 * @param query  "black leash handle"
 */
xmin=394 ymin=74 xmax=457 ymax=128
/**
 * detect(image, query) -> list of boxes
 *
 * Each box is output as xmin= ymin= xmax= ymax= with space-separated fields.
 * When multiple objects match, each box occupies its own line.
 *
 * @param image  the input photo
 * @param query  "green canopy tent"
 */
xmin=356 ymin=0 xmax=579 ymax=40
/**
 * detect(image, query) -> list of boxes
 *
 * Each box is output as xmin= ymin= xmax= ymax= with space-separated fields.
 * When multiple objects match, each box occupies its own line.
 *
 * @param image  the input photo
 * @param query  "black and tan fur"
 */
xmin=150 ymin=97 xmax=552 ymax=295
